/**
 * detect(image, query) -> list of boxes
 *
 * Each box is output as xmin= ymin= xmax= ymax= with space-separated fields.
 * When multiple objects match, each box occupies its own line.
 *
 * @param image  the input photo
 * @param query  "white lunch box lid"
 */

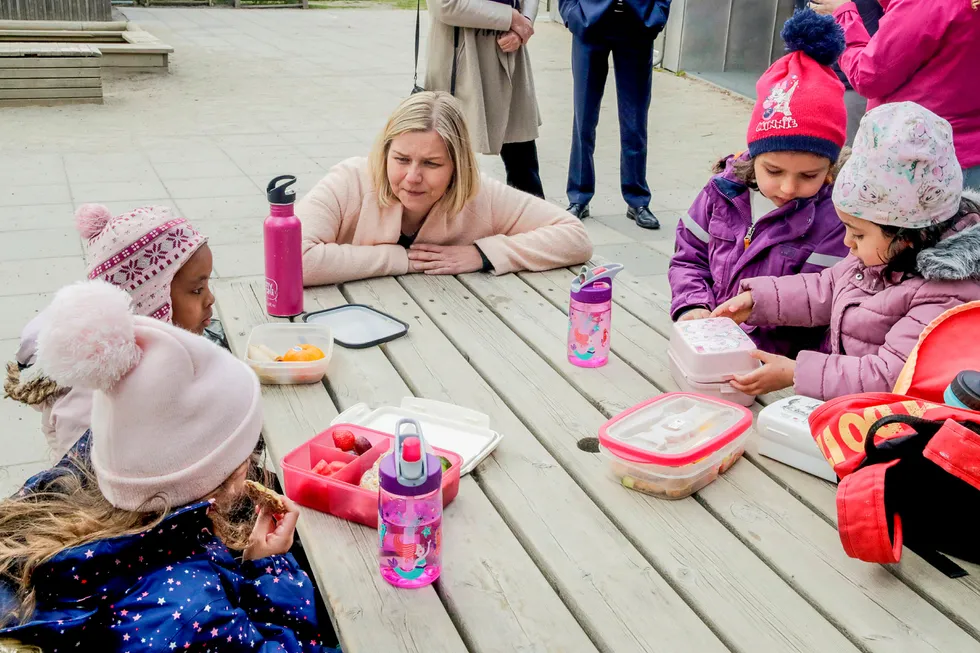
xmin=331 ymin=397 xmax=503 ymax=476
xmin=757 ymin=395 xmax=837 ymax=483
xmin=669 ymin=318 xmax=759 ymax=383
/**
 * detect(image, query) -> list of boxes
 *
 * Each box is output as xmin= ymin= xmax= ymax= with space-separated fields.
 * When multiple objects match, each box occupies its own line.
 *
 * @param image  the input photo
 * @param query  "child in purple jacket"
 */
xmin=715 ymin=103 xmax=980 ymax=400
xmin=669 ymin=10 xmax=850 ymax=358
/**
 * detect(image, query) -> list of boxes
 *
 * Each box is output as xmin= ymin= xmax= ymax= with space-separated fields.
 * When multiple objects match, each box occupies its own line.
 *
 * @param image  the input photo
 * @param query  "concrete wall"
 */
xmin=0 ymin=0 xmax=113 ymax=22
xmin=662 ymin=0 xmax=797 ymax=74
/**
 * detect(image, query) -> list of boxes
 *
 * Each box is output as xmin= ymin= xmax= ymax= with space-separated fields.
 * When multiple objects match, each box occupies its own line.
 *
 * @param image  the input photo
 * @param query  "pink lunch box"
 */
xmin=281 ymin=424 xmax=462 ymax=528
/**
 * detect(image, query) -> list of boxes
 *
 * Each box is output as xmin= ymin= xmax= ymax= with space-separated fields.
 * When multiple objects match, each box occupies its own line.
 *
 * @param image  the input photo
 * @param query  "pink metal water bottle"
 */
xmin=568 ymin=263 xmax=623 ymax=368
xmin=264 ymin=175 xmax=303 ymax=317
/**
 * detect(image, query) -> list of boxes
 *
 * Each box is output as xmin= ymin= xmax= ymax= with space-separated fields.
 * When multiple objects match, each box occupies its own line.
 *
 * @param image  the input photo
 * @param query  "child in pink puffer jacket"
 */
xmin=714 ymin=102 xmax=980 ymax=400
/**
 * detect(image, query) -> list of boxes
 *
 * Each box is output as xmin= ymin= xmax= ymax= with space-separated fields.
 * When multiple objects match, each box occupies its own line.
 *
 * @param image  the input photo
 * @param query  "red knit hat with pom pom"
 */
xmin=747 ymin=9 xmax=847 ymax=162
xmin=75 ymin=204 xmax=206 ymax=323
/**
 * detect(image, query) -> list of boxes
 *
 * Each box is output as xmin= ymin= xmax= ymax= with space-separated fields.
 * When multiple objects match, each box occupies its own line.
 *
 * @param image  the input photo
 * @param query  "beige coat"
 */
xmin=296 ymin=157 xmax=592 ymax=286
xmin=424 ymin=0 xmax=542 ymax=155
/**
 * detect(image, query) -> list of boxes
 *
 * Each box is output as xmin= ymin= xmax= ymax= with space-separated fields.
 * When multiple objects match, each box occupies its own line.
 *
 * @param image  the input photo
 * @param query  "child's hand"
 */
xmin=711 ymin=291 xmax=754 ymax=324
xmin=243 ymin=496 xmax=299 ymax=561
xmin=730 ymin=350 xmax=795 ymax=396
xmin=677 ymin=308 xmax=710 ymax=322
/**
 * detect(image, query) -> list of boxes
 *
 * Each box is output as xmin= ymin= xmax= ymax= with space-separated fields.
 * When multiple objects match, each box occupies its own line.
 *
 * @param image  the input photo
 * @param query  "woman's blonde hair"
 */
xmin=0 ymin=461 xmax=262 ymax=629
xmin=369 ymin=91 xmax=480 ymax=217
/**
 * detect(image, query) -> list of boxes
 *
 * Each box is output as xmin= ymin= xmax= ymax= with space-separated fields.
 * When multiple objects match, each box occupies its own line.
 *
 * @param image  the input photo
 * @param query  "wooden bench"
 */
xmin=0 ymin=43 xmax=102 ymax=107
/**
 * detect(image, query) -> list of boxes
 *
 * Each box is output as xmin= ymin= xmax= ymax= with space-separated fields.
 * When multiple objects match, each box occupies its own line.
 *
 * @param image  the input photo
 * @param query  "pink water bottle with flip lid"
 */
xmin=568 ymin=263 xmax=623 ymax=368
xmin=378 ymin=419 xmax=443 ymax=589
xmin=264 ymin=175 xmax=303 ymax=317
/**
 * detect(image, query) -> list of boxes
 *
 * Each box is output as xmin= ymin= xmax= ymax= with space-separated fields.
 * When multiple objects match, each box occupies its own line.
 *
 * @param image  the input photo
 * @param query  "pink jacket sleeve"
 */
xmin=793 ymin=288 xmax=966 ymax=400
xmin=296 ymin=164 xmax=410 ymax=287
xmin=474 ymin=176 xmax=593 ymax=275
xmin=834 ymin=0 xmax=947 ymax=101
xmin=741 ymin=266 xmax=837 ymax=328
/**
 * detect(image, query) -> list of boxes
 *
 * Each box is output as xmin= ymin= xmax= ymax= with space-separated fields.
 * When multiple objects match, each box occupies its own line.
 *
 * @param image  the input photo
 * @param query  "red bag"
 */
xmin=808 ymin=302 xmax=980 ymax=571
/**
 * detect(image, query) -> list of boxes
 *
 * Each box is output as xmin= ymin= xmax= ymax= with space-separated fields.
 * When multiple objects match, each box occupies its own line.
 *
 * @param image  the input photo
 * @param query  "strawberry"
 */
xmin=311 ymin=459 xmax=331 ymax=476
xmin=332 ymin=429 xmax=356 ymax=451
xmin=353 ymin=435 xmax=373 ymax=456
xmin=328 ymin=461 xmax=347 ymax=474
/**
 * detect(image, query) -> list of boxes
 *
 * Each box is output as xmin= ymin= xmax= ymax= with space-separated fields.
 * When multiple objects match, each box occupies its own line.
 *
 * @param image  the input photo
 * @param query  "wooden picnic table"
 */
xmin=215 ymin=250 xmax=980 ymax=653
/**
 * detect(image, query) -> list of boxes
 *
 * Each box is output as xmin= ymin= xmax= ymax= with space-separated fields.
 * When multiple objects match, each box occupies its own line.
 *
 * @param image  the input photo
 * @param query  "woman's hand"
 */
xmin=710 ymin=291 xmax=754 ymax=325
xmin=243 ymin=497 xmax=299 ymax=561
xmin=730 ymin=351 xmax=796 ymax=396
xmin=408 ymin=244 xmax=484 ymax=275
xmin=510 ymin=8 xmax=534 ymax=43
xmin=808 ymin=0 xmax=848 ymax=16
xmin=497 ymin=30 xmax=522 ymax=53
xmin=677 ymin=308 xmax=711 ymax=322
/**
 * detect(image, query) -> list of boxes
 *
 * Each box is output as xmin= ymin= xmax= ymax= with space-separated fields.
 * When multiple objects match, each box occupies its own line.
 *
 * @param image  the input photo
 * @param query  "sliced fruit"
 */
xmin=332 ymin=429 xmax=356 ymax=452
xmin=438 ymin=456 xmax=451 ymax=471
xmin=353 ymin=435 xmax=373 ymax=456
xmin=278 ymin=344 xmax=326 ymax=362
xmin=328 ymin=461 xmax=347 ymax=473
xmin=311 ymin=459 xmax=331 ymax=476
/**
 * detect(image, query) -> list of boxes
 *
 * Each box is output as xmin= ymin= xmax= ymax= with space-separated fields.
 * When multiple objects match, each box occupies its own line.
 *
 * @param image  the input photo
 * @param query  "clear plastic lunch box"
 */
xmin=598 ymin=392 xmax=753 ymax=499
xmin=668 ymin=317 xmax=760 ymax=407
xmin=244 ymin=323 xmax=334 ymax=385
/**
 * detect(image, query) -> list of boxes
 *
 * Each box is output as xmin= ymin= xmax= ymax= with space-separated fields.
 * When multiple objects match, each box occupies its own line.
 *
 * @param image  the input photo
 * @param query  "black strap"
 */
xmin=413 ymin=0 xmax=422 ymax=91
xmin=451 ymin=26 xmax=459 ymax=96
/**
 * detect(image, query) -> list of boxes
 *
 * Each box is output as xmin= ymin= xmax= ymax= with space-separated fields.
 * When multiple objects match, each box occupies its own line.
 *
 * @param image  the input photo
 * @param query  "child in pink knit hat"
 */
xmin=0 ymin=281 xmax=338 ymax=653
xmin=714 ymin=102 xmax=980 ymax=400
xmin=5 ymin=204 xmax=214 ymax=461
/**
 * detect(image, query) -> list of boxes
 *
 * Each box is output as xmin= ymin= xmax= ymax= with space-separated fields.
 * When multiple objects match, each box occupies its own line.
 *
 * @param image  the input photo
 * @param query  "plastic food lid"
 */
xmin=950 ymin=371 xmax=980 ymax=410
xmin=598 ymin=393 xmax=753 ymax=466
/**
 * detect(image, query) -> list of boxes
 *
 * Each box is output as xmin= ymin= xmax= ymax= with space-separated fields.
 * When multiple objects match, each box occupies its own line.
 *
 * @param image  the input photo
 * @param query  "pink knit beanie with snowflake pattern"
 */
xmin=35 ymin=281 xmax=262 ymax=512
xmin=75 ymin=204 xmax=207 ymax=323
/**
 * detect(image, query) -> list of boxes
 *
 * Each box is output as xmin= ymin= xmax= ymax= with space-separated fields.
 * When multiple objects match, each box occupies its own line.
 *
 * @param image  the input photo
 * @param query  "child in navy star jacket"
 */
xmin=0 ymin=281 xmax=339 ymax=653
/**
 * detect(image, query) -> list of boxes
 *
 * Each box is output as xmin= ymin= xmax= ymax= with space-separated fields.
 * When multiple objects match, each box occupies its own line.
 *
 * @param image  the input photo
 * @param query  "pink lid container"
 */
xmin=668 ymin=317 xmax=760 ymax=406
xmin=598 ymin=393 xmax=753 ymax=499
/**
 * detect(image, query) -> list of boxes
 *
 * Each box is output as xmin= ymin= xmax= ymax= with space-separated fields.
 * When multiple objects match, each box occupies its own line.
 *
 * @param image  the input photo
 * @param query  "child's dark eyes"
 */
xmin=192 ymin=287 xmax=204 ymax=295
xmin=395 ymin=157 xmax=410 ymax=164
xmin=801 ymin=173 xmax=819 ymax=180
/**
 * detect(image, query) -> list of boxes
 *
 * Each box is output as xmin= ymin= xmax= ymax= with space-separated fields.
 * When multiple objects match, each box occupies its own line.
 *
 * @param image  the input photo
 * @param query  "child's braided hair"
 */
xmin=3 ymin=362 xmax=66 ymax=407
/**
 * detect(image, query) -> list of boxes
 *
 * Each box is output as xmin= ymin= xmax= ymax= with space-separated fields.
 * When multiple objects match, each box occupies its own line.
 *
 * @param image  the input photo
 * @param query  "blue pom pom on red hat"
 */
xmin=781 ymin=8 xmax=846 ymax=67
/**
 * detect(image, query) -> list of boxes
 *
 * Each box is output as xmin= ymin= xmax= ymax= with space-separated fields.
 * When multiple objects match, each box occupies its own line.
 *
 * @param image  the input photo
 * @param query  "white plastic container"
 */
xmin=244 ymin=323 xmax=334 ymax=385
xmin=668 ymin=317 xmax=759 ymax=407
xmin=598 ymin=393 xmax=753 ymax=499
xmin=331 ymin=397 xmax=503 ymax=476
xmin=757 ymin=395 xmax=837 ymax=483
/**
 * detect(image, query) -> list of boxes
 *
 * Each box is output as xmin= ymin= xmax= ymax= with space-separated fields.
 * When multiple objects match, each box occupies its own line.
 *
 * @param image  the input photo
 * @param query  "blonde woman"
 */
xmin=298 ymin=92 xmax=592 ymax=287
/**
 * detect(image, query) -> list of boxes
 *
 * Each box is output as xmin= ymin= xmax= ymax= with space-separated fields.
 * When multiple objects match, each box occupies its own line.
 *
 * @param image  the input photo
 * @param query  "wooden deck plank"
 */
xmin=215 ymin=280 xmax=467 ymax=653
xmin=458 ymin=272 xmax=980 ymax=653
xmin=336 ymin=276 xmax=729 ymax=653
xmin=399 ymin=273 xmax=858 ymax=653
xmin=302 ymin=284 xmax=602 ymax=653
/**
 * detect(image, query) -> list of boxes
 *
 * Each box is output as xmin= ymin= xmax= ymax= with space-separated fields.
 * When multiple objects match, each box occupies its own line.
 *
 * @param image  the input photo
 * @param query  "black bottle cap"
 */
xmin=950 ymin=371 xmax=980 ymax=411
xmin=267 ymin=175 xmax=297 ymax=205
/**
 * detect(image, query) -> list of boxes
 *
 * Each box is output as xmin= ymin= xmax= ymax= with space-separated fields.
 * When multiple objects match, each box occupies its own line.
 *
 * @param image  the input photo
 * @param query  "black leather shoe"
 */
xmin=566 ymin=203 xmax=590 ymax=220
xmin=627 ymin=206 xmax=660 ymax=230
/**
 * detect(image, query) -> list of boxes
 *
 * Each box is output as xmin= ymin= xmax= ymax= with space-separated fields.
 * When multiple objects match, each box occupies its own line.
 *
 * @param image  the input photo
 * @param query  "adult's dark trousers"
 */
xmin=500 ymin=140 xmax=545 ymax=199
xmin=566 ymin=23 xmax=655 ymax=209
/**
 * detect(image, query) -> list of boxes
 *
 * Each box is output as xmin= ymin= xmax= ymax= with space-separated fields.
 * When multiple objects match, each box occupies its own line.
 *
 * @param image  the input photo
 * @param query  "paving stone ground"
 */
xmin=0 ymin=6 xmax=753 ymax=489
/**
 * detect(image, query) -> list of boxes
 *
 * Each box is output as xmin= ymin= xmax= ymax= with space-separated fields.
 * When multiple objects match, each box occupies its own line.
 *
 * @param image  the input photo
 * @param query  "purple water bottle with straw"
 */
xmin=378 ymin=419 xmax=443 ymax=589
xmin=264 ymin=175 xmax=303 ymax=317
xmin=568 ymin=263 xmax=623 ymax=368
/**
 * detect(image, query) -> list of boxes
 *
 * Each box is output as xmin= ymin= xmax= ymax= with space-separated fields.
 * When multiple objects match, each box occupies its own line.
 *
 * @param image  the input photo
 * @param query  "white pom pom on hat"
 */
xmin=74 ymin=204 xmax=113 ymax=240
xmin=36 ymin=280 xmax=141 ymax=392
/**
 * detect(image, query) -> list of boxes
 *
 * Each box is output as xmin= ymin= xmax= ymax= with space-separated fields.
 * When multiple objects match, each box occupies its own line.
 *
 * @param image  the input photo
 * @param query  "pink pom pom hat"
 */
xmin=75 ymin=204 xmax=207 ymax=323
